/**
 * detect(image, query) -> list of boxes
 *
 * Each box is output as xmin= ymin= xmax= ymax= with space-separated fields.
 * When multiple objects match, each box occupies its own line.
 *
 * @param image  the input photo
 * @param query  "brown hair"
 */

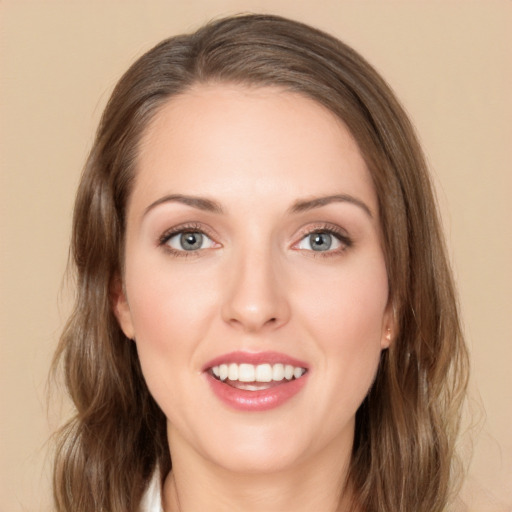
xmin=52 ymin=14 xmax=468 ymax=512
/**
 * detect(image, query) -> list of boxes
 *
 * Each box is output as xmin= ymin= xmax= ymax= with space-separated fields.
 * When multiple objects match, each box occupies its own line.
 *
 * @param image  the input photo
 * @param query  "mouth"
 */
xmin=203 ymin=352 xmax=309 ymax=411
xmin=209 ymin=363 xmax=307 ymax=391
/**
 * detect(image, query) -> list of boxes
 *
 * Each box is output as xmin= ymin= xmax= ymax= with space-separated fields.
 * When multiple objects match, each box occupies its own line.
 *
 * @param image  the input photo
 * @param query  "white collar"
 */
xmin=139 ymin=470 xmax=164 ymax=512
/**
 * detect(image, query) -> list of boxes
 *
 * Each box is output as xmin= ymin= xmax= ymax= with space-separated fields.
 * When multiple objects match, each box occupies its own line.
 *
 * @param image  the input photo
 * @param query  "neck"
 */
xmin=162 ymin=427 xmax=357 ymax=512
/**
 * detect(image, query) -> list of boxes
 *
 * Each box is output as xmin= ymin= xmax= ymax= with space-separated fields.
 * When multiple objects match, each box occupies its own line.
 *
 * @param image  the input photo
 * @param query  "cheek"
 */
xmin=126 ymin=255 xmax=219 ymax=348
xmin=123 ymin=256 xmax=221 ymax=410
xmin=299 ymin=255 xmax=389 ymax=342
xmin=295 ymin=255 xmax=389 ymax=404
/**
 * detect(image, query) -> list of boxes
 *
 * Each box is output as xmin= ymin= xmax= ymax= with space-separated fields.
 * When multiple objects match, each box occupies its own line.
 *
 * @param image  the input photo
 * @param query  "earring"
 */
xmin=385 ymin=328 xmax=392 ymax=343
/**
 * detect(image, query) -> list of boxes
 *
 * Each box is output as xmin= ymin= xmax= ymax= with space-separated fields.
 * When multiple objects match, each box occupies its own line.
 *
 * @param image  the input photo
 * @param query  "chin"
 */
xmin=209 ymin=440 xmax=305 ymax=475
xmin=173 ymin=415 xmax=313 ymax=474
xmin=200 ymin=417 xmax=351 ymax=476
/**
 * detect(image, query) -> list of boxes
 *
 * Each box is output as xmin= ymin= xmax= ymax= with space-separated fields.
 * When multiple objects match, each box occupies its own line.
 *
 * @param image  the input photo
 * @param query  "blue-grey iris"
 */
xmin=310 ymin=233 xmax=332 ymax=251
xmin=180 ymin=232 xmax=203 ymax=250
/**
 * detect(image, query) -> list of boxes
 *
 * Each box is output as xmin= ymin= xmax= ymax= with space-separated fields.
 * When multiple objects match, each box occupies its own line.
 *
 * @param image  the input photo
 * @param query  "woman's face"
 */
xmin=114 ymin=84 xmax=393 ymax=473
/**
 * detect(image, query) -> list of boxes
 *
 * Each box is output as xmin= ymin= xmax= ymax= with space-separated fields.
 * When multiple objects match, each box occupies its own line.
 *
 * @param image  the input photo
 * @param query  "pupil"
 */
xmin=180 ymin=232 xmax=203 ymax=250
xmin=311 ymin=233 xmax=331 ymax=251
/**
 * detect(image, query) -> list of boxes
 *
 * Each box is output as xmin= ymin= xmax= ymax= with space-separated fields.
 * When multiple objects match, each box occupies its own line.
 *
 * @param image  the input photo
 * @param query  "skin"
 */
xmin=114 ymin=84 xmax=394 ymax=512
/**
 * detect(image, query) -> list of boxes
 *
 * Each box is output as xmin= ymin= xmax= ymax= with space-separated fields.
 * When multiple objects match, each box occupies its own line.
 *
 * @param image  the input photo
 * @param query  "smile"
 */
xmin=204 ymin=352 xmax=309 ymax=411
xmin=212 ymin=363 xmax=306 ymax=388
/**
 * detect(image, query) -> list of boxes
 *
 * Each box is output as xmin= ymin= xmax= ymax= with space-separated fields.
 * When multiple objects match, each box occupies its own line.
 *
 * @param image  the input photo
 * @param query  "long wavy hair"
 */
xmin=51 ymin=13 xmax=469 ymax=512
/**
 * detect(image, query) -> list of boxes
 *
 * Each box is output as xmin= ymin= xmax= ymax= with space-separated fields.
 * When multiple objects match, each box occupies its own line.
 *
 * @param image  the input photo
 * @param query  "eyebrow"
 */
xmin=144 ymin=194 xmax=224 ymax=216
xmin=289 ymin=194 xmax=373 ymax=218
xmin=143 ymin=192 xmax=372 ymax=218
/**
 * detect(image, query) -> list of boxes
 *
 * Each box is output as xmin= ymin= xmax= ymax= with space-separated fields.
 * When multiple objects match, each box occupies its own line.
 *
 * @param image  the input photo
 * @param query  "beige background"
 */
xmin=0 ymin=2 xmax=510 ymax=511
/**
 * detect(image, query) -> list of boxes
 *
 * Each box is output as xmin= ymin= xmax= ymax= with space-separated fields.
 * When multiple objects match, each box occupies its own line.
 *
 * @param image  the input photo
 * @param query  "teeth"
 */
xmin=272 ymin=363 xmax=284 ymax=381
xmin=255 ymin=364 xmax=272 ymax=382
xmin=212 ymin=363 xmax=306 ymax=383
xmin=238 ymin=364 xmax=255 ymax=382
xmin=219 ymin=364 xmax=228 ymax=381
xmin=228 ymin=363 xmax=238 ymax=381
xmin=293 ymin=366 xmax=303 ymax=379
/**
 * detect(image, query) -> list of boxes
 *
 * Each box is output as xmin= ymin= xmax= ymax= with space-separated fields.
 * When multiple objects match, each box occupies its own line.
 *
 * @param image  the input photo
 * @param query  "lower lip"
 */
xmin=206 ymin=373 xmax=308 ymax=412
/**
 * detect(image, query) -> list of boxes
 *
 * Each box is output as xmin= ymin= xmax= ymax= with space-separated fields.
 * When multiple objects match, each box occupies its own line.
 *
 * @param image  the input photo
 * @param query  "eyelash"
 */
xmin=294 ymin=223 xmax=353 ymax=258
xmin=157 ymin=222 xmax=353 ymax=258
xmin=158 ymin=222 xmax=216 ymax=258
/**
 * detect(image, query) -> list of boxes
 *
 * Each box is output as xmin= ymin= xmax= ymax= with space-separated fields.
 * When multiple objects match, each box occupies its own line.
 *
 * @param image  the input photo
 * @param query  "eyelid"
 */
xmin=291 ymin=222 xmax=353 ymax=253
xmin=158 ymin=222 xmax=221 ymax=254
xmin=157 ymin=221 xmax=351 ymax=257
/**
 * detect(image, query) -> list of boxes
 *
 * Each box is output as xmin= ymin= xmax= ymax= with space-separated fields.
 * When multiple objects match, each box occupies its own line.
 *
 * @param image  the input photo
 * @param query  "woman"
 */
xmin=52 ymin=14 xmax=469 ymax=512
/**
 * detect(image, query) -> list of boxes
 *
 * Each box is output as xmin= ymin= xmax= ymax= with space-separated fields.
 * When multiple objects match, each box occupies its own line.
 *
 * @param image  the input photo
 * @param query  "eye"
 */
xmin=164 ymin=231 xmax=217 ymax=252
xmin=294 ymin=228 xmax=352 ymax=254
xmin=297 ymin=232 xmax=340 ymax=252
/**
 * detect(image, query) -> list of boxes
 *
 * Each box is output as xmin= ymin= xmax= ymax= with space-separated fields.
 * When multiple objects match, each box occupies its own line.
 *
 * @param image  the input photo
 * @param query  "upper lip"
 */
xmin=202 ymin=351 xmax=309 ymax=371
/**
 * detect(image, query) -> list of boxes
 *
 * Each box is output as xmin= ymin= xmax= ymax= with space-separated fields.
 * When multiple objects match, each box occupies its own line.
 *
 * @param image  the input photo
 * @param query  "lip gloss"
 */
xmin=206 ymin=372 xmax=308 ymax=411
xmin=203 ymin=351 xmax=309 ymax=412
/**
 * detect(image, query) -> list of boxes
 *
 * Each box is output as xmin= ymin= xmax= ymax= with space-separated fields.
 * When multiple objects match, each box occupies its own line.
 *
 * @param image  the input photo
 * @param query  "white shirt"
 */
xmin=139 ymin=472 xmax=164 ymax=512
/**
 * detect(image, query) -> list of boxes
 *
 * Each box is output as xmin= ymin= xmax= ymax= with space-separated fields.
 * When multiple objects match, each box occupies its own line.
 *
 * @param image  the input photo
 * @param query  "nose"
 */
xmin=221 ymin=247 xmax=290 ymax=333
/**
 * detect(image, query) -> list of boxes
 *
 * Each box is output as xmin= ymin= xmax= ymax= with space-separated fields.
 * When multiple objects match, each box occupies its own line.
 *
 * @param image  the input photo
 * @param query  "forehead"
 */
xmin=133 ymin=83 xmax=377 ymax=215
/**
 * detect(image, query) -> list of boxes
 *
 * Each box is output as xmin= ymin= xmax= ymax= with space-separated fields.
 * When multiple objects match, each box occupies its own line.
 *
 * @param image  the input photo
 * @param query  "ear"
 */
xmin=110 ymin=274 xmax=136 ymax=340
xmin=381 ymin=301 xmax=397 ymax=350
